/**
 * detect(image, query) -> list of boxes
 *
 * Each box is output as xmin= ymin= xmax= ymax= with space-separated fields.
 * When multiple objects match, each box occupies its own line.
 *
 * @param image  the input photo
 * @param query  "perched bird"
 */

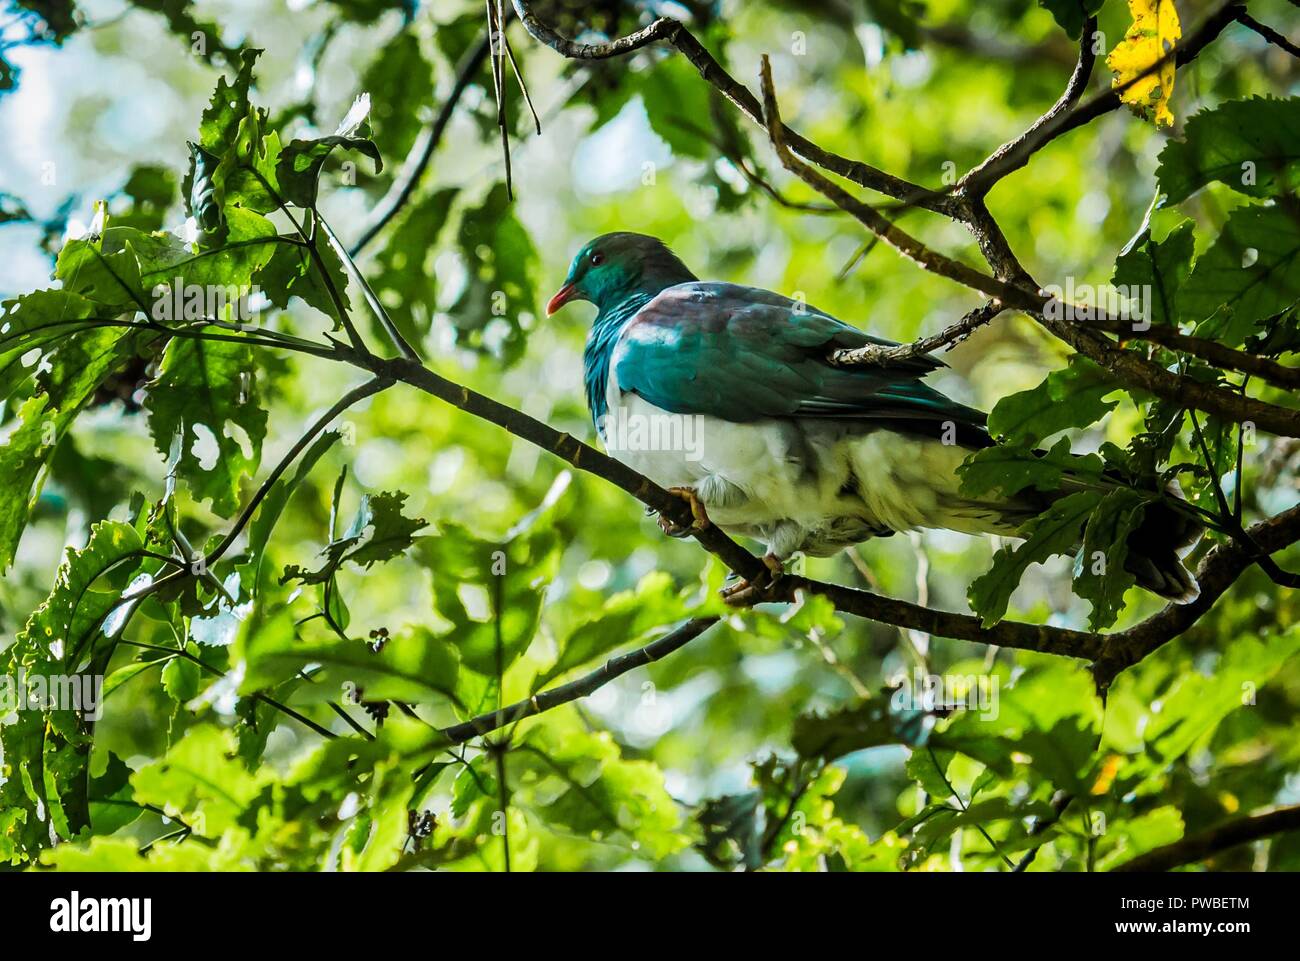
xmin=547 ymin=232 xmax=1199 ymax=604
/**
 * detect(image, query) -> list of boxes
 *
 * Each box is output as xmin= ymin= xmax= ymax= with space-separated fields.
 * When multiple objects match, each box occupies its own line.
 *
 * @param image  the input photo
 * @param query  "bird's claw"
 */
xmin=657 ymin=487 xmax=711 ymax=538
xmin=721 ymin=553 xmax=786 ymax=607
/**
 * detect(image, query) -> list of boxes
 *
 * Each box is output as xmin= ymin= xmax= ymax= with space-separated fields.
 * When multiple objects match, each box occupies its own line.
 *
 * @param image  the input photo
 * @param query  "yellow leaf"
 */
xmin=1106 ymin=0 xmax=1182 ymax=127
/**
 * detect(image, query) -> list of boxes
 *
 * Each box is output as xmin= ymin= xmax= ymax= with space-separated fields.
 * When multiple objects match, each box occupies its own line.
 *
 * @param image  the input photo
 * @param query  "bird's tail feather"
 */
xmin=1120 ymin=494 xmax=1202 ymax=603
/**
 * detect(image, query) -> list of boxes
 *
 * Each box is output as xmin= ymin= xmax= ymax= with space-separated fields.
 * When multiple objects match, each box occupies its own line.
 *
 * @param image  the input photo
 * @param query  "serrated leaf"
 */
xmin=161 ymin=653 xmax=201 ymax=703
xmin=1180 ymin=205 xmax=1300 ymax=343
xmin=0 ymin=303 xmax=141 ymax=569
xmin=1157 ymin=97 xmax=1300 ymax=205
xmin=1111 ymin=220 xmax=1194 ymax=328
xmin=145 ymin=336 xmax=268 ymax=517
xmin=0 ymin=520 xmax=147 ymax=862
xmin=276 ymin=95 xmax=383 ymax=208
xmin=986 ymin=356 xmax=1119 ymax=445
xmin=1073 ymin=488 xmax=1147 ymax=630
xmin=281 ymin=490 xmax=426 ymax=585
xmin=969 ymin=491 xmax=1102 ymax=626
xmin=55 ymin=230 xmax=146 ymax=309
xmin=958 ymin=436 xmax=1103 ymax=500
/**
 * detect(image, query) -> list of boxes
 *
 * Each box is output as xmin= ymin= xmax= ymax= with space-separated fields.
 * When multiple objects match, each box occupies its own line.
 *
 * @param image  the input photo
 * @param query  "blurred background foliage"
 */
xmin=0 ymin=0 xmax=1298 ymax=871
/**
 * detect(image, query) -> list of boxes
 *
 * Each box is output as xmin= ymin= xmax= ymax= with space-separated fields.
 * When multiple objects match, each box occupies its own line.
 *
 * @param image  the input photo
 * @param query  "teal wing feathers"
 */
xmin=611 ymin=282 xmax=989 ymax=441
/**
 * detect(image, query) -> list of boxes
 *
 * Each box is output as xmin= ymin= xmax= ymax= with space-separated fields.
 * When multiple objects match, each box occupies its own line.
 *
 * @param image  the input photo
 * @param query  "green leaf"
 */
xmin=1072 ymin=488 xmax=1147 ymax=630
xmin=370 ymin=187 xmax=457 ymax=346
xmin=1127 ymin=626 xmax=1300 ymax=778
xmin=1156 ymin=97 xmax=1300 ymax=205
xmin=0 ymin=396 xmax=55 ymax=570
xmin=253 ymin=224 xmax=349 ymax=320
xmin=132 ymin=208 xmax=279 ymax=298
xmin=1181 ymin=205 xmax=1300 ymax=342
xmin=0 ymin=291 xmax=141 ymax=569
xmin=88 ymin=752 xmax=143 ymax=835
xmin=281 ymin=490 xmax=426 ymax=585
xmin=55 ymin=229 xmax=146 ymax=309
xmin=537 ymin=571 xmax=684 ymax=687
xmin=513 ymin=725 xmax=686 ymax=859
xmin=145 ymin=336 xmax=269 ymax=517
xmin=194 ymin=48 xmax=262 ymax=154
xmin=360 ymin=32 xmax=434 ymax=168
xmin=240 ymin=617 xmax=460 ymax=706
xmin=131 ymin=725 xmax=269 ymax=837
xmin=1038 ymin=0 xmax=1106 ymax=40
xmin=415 ymin=522 xmax=558 ymax=677
xmin=0 ymin=520 xmax=146 ymax=863
xmin=695 ymin=791 xmax=763 ymax=870
xmin=126 ymin=0 xmax=243 ymax=64
xmin=161 ymin=652 xmax=202 ymax=702
xmin=276 ymin=95 xmax=383 ymax=208
xmin=792 ymin=697 xmax=940 ymax=760
xmin=114 ymin=164 xmax=179 ymax=233
xmin=1096 ymin=806 xmax=1184 ymax=870
xmin=639 ymin=56 xmax=714 ymax=159
xmin=1111 ymin=220 xmax=1195 ymax=328
xmin=969 ymin=491 xmax=1102 ymax=626
xmin=246 ymin=428 xmax=340 ymax=587
xmin=446 ymin=184 xmax=537 ymax=365
xmin=986 ymin=356 xmax=1119 ymax=446
xmin=958 ymin=436 xmax=1103 ymax=500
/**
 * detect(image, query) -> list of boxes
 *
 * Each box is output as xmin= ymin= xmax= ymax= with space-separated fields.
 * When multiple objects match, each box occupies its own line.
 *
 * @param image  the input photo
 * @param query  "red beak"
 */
xmin=546 ymin=282 xmax=577 ymax=316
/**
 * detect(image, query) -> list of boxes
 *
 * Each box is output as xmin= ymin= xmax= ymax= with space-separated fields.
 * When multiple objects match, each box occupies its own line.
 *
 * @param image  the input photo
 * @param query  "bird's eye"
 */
xmin=590 ymin=252 xmax=605 ymax=266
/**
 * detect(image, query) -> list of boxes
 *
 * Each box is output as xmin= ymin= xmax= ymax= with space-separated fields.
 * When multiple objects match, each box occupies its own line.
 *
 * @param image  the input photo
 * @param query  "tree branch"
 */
xmin=205 ymin=375 xmax=394 ymax=565
xmin=1038 ymin=314 xmax=1300 ymax=437
xmin=1235 ymin=11 xmax=1300 ymax=58
xmin=958 ymin=2 xmax=1248 ymax=200
xmin=830 ymin=300 xmax=1005 ymax=367
xmin=508 ymin=1 xmax=957 ymax=217
xmin=1090 ymin=316 xmax=1300 ymax=391
xmin=440 ymin=616 xmax=720 ymax=744
xmin=1092 ymin=502 xmax=1300 ymax=689
xmin=1112 ymin=803 xmax=1300 ymax=871
xmin=958 ymin=16 xmax=1098 ymax=202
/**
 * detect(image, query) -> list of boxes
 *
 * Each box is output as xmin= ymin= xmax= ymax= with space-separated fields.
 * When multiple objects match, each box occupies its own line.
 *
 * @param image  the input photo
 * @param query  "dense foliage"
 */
xmin=0 ymin=0 xmax=1298 ymax=872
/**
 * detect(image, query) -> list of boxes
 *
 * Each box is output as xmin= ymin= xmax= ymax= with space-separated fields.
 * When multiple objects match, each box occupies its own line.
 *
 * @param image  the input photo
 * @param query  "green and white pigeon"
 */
xmin=547 ymin=232 xmax=1199 ymax=603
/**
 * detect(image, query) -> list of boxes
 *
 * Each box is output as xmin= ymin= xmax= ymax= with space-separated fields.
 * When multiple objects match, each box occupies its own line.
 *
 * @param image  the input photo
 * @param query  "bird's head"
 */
xmin=546 ymin=232 xmax=696 ymax=316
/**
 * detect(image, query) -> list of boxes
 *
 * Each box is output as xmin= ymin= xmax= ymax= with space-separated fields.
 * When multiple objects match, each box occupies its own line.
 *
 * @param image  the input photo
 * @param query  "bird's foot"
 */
xmin=657 ymin=486 xmax=711 ymax=538
xmin=721 ymin=553 xmax=786 ymax=607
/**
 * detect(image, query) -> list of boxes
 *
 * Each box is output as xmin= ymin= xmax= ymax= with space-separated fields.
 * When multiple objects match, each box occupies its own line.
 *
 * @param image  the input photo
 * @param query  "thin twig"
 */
xmin=440 ymin=617 xmax=719 ymax=743
xmin=1236 ymin=11 xmax=1300 ymax=58
xmin=830 ymin=301 xmax=1004 ymax=366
